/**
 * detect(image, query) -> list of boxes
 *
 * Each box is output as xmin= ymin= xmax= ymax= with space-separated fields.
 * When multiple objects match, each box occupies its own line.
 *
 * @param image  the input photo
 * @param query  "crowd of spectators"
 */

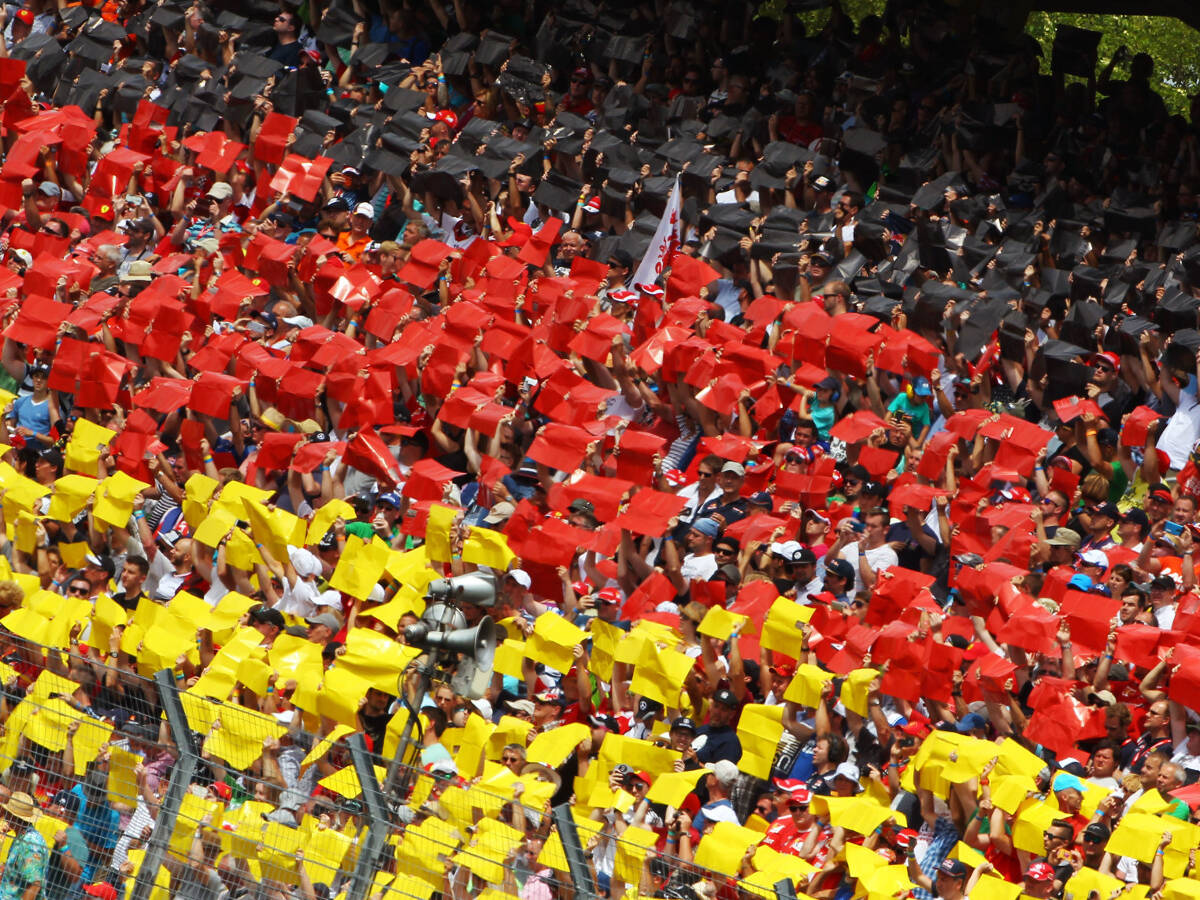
xmin=0 ymin=0 xmax=1196 ymax=898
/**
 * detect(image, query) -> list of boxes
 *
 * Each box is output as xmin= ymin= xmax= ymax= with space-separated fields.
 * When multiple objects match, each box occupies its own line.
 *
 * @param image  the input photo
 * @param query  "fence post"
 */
xmin=345 ymin=732 xmax=391 ymax=900
xmin=551 ymin=802 xmax=598 ymax=900
xmin=129 ymin=670 xmax=198 ymax=900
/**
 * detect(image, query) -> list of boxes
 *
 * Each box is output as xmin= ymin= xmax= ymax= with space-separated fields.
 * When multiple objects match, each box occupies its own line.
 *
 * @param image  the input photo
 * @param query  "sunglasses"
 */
xmin=698 ymin=470 xmax=716 ymax=478
xmin=715 ymin=547 xmax=736 ymax=556
xmin=501 ymin=755 xmax=522 ymax=764
xmin=67 ymin=585 xmax=89 ymax=596
xmin=1081 ymin=834 xmax=1103 ymax=843
xmin=788 ymin=803 xmax=808 ymax=811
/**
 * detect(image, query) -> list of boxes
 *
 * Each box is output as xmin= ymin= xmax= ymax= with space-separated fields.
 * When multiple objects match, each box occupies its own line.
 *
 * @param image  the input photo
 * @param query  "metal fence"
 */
xmin=0 ymin=636 xmax=795 ymax=900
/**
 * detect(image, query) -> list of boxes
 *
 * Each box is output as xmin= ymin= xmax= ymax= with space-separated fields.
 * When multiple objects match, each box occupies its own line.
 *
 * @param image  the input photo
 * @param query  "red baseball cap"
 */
xmin=787 ymin=785 xmax=812 ymax=804
xmin=1025 ymin=862 xmax=1055 ymax=882
xmin=1090 ymin=351 xmax=1120 ymax=372
xmin=15 ymin=9 xmax=34 ymax=25
xmin=596 ymin=587 xmax=622 ymax=604
xmin=210 ymin=781 xmax=232 ymax=801
xmin=83 ymin=885 xmax=118 ymax=900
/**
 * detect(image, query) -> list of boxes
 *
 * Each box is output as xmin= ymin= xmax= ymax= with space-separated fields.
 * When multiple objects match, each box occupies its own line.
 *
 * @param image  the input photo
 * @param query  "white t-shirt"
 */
xmin=680 ymin=552 xmax=718 ymax=582
xmin=839 ymin=543 xmax=898 ymax=594
xmin=277 ymin=577 xmax=321 ymax=618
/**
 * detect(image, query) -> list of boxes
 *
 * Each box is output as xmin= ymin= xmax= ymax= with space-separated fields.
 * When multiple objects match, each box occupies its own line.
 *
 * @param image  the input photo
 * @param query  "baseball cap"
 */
xmin=568 ymin=498 xmax=596 ymax=515
xmin=506 ymin=569 xmax=532 ymax=589
xmin=49 ymin=790 xmax=80 ymax=818
xmin=14 ymin=8 xmax=33 ymax=25
xmin=1148 ymin=485 xmax=1173 ymax=503
xmin=670 ymin=716 xmax=696 ymax=732
xmin=1123 ymin=508 xmax=1150 ymax=528
xmin=1082 ymin=822 xmax=1110 ymax=842
xmin=324 ymin=197 xmax=351 ymax=213
xmin=939 ymin=859 xmax=969 ymax=879
xmin=1079 ymin=548 xmax=1109 ymax=567
xmin=721 ymin=461 xmax=746 ymax=477
xmin=787 ymin=785 xmax=812 ymax=804
xmin=955 ymin=712 xmax=988 ymax=733
xmin=749 ymin=491 xmax=773 ymax=509
xmin=595 ymin=586 xmax=622 ymax=605
xmin=206 ymin=182 xmax=233 ymax=201
xmin=38 ymin=180 xmax=61 ymax=197
xmin=83 ymin=886 xmax=118 ymax=900
xmin=1090 ymin=351 xmax=1120 ymax=372
xmin=833 ymin=761 xmax=862 ymax=791
xmin=505 ymin=699 xmax=535 ymax=716
xmin=911 ymin=377 xmax=932 ymax=397
xmin=306 ymin=612 xmax=343 ymax=631
xmin=1068 ymin=574 xmax=1093 ymax=591
xmin=1092 ymin=502 xmax=1120 ymax=520
xmin=824 ymin=559 xmax=855 ymax=582
xmin=354 ymin=202 xmax=375 ymax=218
xmin=712 ymin=688 xmax=739 ymax=707
xmin=85 ymin=552 xmax=115 ymax=578
xmin=690 ymin=517 xmax=720 ymax=538
xmin=635 ymin=697 xmax=663 ymax=721
xmin=1025 ymin=862 xmax=1055 ymax=882
xmin=533 ymin=688 xmax=566 ymax=706
xmin=770 ymin=540 xmax=804 ymax=559
xmin=810 ymin=174 xmax=835 ymax=192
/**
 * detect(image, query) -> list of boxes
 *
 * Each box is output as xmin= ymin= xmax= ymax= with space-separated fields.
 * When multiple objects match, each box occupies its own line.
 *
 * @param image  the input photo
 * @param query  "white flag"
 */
xmin=629 ymin=176 xmax=681 ymax=289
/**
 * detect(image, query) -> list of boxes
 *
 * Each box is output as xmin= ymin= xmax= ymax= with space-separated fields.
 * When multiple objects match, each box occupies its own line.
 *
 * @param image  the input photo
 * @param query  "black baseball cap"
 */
xmin=825 ymin=559 xmax=855 ymax=582
xmin=712 ymin=689 xmax=739 ymax=707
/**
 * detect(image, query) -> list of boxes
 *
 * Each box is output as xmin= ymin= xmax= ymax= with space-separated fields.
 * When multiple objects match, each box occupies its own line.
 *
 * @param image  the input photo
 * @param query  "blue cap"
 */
xmin=378 ymin=492 xmax=402 ymax=507
xmin=1052 ymin=771 xmax=1085 ymax=794
xmin=1068 ymin=573 xmax=1093 ymax=591
xmin=955 ymin=712 xmax=987 ymax=733
xmin=912 ymin=377 xmax=932 ymax=397
xmin=690 ymin=518 xmax=720 ymax=538
xmin=749 ymin=491 xmax=773 ymax=509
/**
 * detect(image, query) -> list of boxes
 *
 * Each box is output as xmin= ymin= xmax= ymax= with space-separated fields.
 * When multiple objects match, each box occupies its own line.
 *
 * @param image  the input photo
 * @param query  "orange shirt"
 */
xmin=336 ymin=231 xmax=370 ymax=262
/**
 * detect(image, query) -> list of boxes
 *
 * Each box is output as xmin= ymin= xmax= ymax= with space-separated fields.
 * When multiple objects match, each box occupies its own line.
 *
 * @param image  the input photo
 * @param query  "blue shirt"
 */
xmin=70 ymin=786 xmax=119 ymax=867
xmin=11 ymin=393 xmax=50 ymax=442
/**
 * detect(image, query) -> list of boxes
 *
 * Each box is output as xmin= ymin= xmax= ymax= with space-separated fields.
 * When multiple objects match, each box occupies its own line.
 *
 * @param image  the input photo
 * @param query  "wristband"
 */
xmin=266 ymin=686 xmax=274 ymax=694
xmin=133 ymin=511 xmax=145 ymax=520
xmin=203 ymin=455 xmax=214 ymax=464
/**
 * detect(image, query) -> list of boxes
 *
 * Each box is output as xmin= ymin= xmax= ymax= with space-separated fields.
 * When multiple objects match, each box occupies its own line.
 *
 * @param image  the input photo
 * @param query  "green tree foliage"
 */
xmin=1024 ymin=12 xmax=1200 ymax=116
xmin=757 ymin=0 xmax=1199 ymax=118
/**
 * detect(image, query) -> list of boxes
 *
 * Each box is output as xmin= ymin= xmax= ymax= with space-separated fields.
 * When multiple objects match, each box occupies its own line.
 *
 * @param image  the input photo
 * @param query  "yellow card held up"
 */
xmin=760 ymin=598 xmax=813 ymax=654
